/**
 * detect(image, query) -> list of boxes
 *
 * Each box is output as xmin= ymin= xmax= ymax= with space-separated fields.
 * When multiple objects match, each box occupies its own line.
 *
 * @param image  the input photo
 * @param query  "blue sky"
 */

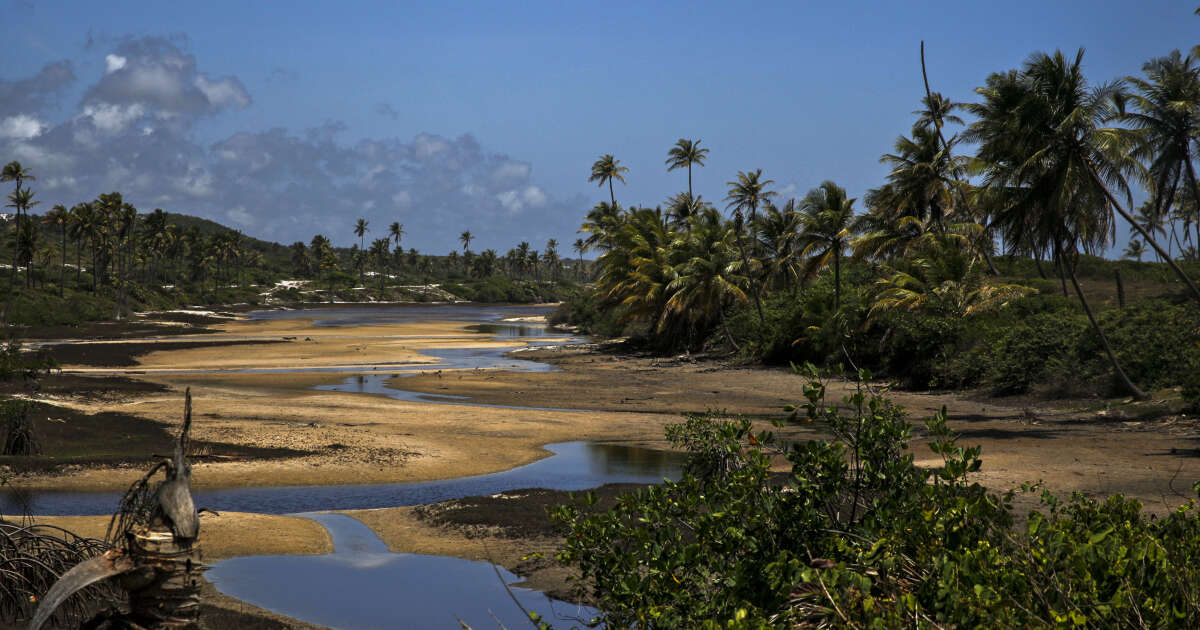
xmin=1 ymin=1 xmax=1197 ymax=253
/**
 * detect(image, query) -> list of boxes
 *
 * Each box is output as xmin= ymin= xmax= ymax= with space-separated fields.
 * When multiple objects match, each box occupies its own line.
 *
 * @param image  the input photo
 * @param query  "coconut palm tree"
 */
xmin=354 ymin=218 xmax=369 ymax=249
xmin=754 ymin=199 xmax=803 ymax=291
xmin=965 ymin=49 xmax=1158 ymax=398
xmin=724 ymin=169 xmax=776 ymax=328
xmin=796 ymin=181 xmax=859 ymax=309
xmin=42 ymin=205 xmax=69 ymax=296
xmin=1122 ymin=49 xmax=1200 ymax=256
xmin=572 ymin=238 xmax=586 ymax=279
xmin=664 ymin=192 xmax=711 ymax=229
xmin=665 ymin=138 xmax=709 ymax=198
xmin=460 ymin=230 xmax=473 ymax=253
xmin=878 ymin=125 xmax=958 ymax=229
xmin=589 ymin=154 xmax=628 ymax=208
xmin=1123 ymin=239 xmax=1147 ymax=261
xmin=664 ymin=207 xmax=747 ymax=349
xmin=870 ymin=234 xmax=1032 ymax=320
xmin=389 ymin=221 xmax=404 ymax=249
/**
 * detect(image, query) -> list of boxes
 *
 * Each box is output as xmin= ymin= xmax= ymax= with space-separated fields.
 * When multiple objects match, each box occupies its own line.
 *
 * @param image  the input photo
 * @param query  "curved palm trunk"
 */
xmin=1090 ymin=166 xmax=1200 ymax=303
xmin=1183 ymin=157 xmax=1200 ymax=262
xmin=920 ymin=41 xmax=1000 ymax=276
xmin=609 ymin=179 xmax=615 ymax=208
xmin=1058 ymin=244 xmax=1148 ymax=401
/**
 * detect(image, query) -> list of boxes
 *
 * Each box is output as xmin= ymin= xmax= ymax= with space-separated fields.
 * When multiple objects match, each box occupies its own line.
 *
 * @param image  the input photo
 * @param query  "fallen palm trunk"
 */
xmin=28 ymin=389 xmax=204 ymax=630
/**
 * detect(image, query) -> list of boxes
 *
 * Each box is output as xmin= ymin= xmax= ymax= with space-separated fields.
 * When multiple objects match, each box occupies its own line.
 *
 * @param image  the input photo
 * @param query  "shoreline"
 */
xmin=7 ymin=305 xmax=1200 ymax=627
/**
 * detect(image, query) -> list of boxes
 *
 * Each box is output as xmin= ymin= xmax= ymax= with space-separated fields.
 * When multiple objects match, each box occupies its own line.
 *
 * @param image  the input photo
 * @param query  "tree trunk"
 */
xmin=1115 ymin=267 xmax=1125 ymax=308
xmin=119 ymin=526 xmax=203 ymax=628
xmin=719 ymin=305 xmax=740 ymax=352
xmin=920 ymin=41 xmax=999 ymax=276
xmin=1034 ymin=252 xmax=1048 ymax=279
xmin=1090 ymin=166 xmax=1200 ymax=303
xmin=1060 ymin=244 xmax=1148 ymax=401
xmin=833 ymin=247 xmax=841 ymax=310
xmin=734 ymin=224 xmax=766 ymax=332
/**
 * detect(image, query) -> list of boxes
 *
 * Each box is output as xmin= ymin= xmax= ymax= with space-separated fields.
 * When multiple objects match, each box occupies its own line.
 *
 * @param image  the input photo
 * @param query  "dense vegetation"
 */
xmin=0 ymin=162 xmax=583 ymax=327
xmin=557 ymin=45 xmax=1200 ymax=405
xmin=552 ymin=367 xmax=1200 ymax=628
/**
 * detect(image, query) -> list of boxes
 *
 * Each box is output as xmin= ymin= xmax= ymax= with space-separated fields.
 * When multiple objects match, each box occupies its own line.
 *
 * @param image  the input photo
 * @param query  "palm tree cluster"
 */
xmin=581 ymin=44 xmax=1200 ymax=398
xmin=0 ymin=164 xmax=267 ymax=319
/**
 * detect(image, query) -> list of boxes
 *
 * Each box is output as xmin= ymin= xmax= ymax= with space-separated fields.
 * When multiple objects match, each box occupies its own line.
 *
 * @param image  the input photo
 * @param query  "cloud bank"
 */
xmin=0 ymin=36 xmax=582 ymax=252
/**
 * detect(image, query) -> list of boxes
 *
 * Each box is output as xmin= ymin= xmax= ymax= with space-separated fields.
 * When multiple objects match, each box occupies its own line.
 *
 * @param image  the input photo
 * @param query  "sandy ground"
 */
xmin=10 ymin=308 xmax=1200 ymax=627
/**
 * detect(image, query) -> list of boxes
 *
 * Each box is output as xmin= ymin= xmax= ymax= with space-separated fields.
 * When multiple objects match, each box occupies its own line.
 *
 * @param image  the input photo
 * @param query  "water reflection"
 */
xmin=5 ymin=442 xmax=686 ymax=516
xmin=207 ymin=513 xmax=596 ymax=630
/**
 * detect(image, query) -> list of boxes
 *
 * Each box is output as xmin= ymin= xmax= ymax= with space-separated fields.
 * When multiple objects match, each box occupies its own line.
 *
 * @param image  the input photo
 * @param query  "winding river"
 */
xmin=22 ymin=304 xmax=685 ymax=629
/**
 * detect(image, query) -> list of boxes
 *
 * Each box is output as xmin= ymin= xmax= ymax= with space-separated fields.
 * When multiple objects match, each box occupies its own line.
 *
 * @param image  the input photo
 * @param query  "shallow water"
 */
xmin=5 ymin=441 xmax=686 ymax=516
xmin=207 ymin=512 xmax=597 ymax=630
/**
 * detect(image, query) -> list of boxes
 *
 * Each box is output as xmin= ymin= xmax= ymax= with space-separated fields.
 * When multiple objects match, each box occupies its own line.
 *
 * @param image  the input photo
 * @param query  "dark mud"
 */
xmin=44 ymin=339 xmax=285 ymax=367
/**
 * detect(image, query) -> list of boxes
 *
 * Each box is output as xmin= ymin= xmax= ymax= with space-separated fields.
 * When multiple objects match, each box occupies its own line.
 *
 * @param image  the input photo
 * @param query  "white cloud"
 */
xmin=104 ymin=54 xmax=127 ymax=74
xmin=194 ymin=75 xmax=250 ymax=109
xmin=81 ymin=102 xmax=145 ymax=133
xmin=391 ymin=191 xmax=412 ymax=208
xmin=226 ymin=205 xmax=255 ymax=226
xmin=0 ymin=114 xmax=47 ymax=140
xmin=491 ymin=160 xmax=530 ymax=183
xmin=521 ymin=185 xmax=548 ymax=207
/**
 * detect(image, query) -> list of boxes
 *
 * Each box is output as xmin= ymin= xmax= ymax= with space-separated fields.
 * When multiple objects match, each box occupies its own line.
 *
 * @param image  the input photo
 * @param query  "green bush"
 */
xmin=550 ymin=367 xmax=1200 ymax=629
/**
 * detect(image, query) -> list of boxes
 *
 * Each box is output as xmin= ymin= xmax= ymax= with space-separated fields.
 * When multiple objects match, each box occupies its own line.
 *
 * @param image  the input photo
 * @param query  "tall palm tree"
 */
xmin=353 ymin=218 xmax=369 ymax=286
xmin=589 ymin=155 xmax=628 ymax=208
xmin=724 ymin=169 xmax=775 ymax=329
xmin=797 ymin=181 xmax=858 ymax=310
xmin=43 ymin=204 xmax=69 ymax=296
xmin=389 ymin=221 xmax=404 ymax=249
xmin=1 ymin=162 xmax=34 ymax=323
xmin=1122 ymin=49 xmax=1200 ymax=256
xmin=665 ymin=138 xmax=709 ymax=198
xmin=965 ymin=49 xmax=1158 ymax=398
xmin=572 ymin=238 xmax=586 ymax=279
xmin=460 ymin=230 xmax=473 ymax=252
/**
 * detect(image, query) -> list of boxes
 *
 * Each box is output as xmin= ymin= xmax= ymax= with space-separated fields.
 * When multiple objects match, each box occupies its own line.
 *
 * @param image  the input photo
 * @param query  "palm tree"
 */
xmin=796 ymin=181 xmax=858 ymax=309
xmin=665 ymin=138 xmax=709 ymax=198
xmin=878 ymin=125 xmax=957 ymax=229
xmin=353 ymin=218 xmax=369 ymax=286
xmin=1122 ymin=49 xmax=1200 ymax=257
xmin=589 ymin=154 xmax=628 ymax=208
xmin=664 ymin=192 xmax=711 ymax=229
xmin=354 ymin=218 xmax=370 ymax=249
xmin=724 ymin=169 xmax=775 ymax=329
xmin=580 ymin=201 xmax=624 ymax=252
xmin=664 ymin=207 xmax=748 ymax=350
xmin=43 ymin=204 xmax=69 ymax=296
xmin=1123 ymin=239 xmax=1147 ymax=261
xmin=965 ymin=49 xmax=1157 ymax=398
xmin=389 ymin=221 xmax=404 ymax=249
xmin=460 ymin=230 xmax=473 ymax=252
xmin=754 ymin=199 xmax=803 ymax=291
xmin=370 ymin=237 xmax=391 ymax=296
xmin=572 ymin=238 xmax=586 ymax=279
xmin=870 ymin=234 xmax=1032 ymax=319
xmin=1 ymin=162 xmax=34 ymax=323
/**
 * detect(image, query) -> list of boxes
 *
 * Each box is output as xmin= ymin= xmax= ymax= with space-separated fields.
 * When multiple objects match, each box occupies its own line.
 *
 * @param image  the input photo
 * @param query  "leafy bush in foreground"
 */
xmin=551 ymin=366 xmax=1200 ymax=628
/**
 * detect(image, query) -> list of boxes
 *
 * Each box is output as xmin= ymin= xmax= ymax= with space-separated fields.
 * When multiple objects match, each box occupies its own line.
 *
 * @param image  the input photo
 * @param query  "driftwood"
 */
xmin=29 ymin=389 xmax=204 ymax=630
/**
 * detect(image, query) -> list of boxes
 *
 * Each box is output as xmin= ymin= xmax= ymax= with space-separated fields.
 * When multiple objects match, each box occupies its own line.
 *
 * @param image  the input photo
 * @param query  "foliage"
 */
xmin=0 ymin=398 xmax=38 ymax=456
xmin=551 ymin=368 xmax=1200 ymax=628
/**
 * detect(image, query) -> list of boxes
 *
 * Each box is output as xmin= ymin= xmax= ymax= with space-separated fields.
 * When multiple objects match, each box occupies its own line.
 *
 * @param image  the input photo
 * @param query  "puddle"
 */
xmin=207 ymin=512 xmax=596 ymax=630
xmin=5 ymin=441 xmax=686 ymax=516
